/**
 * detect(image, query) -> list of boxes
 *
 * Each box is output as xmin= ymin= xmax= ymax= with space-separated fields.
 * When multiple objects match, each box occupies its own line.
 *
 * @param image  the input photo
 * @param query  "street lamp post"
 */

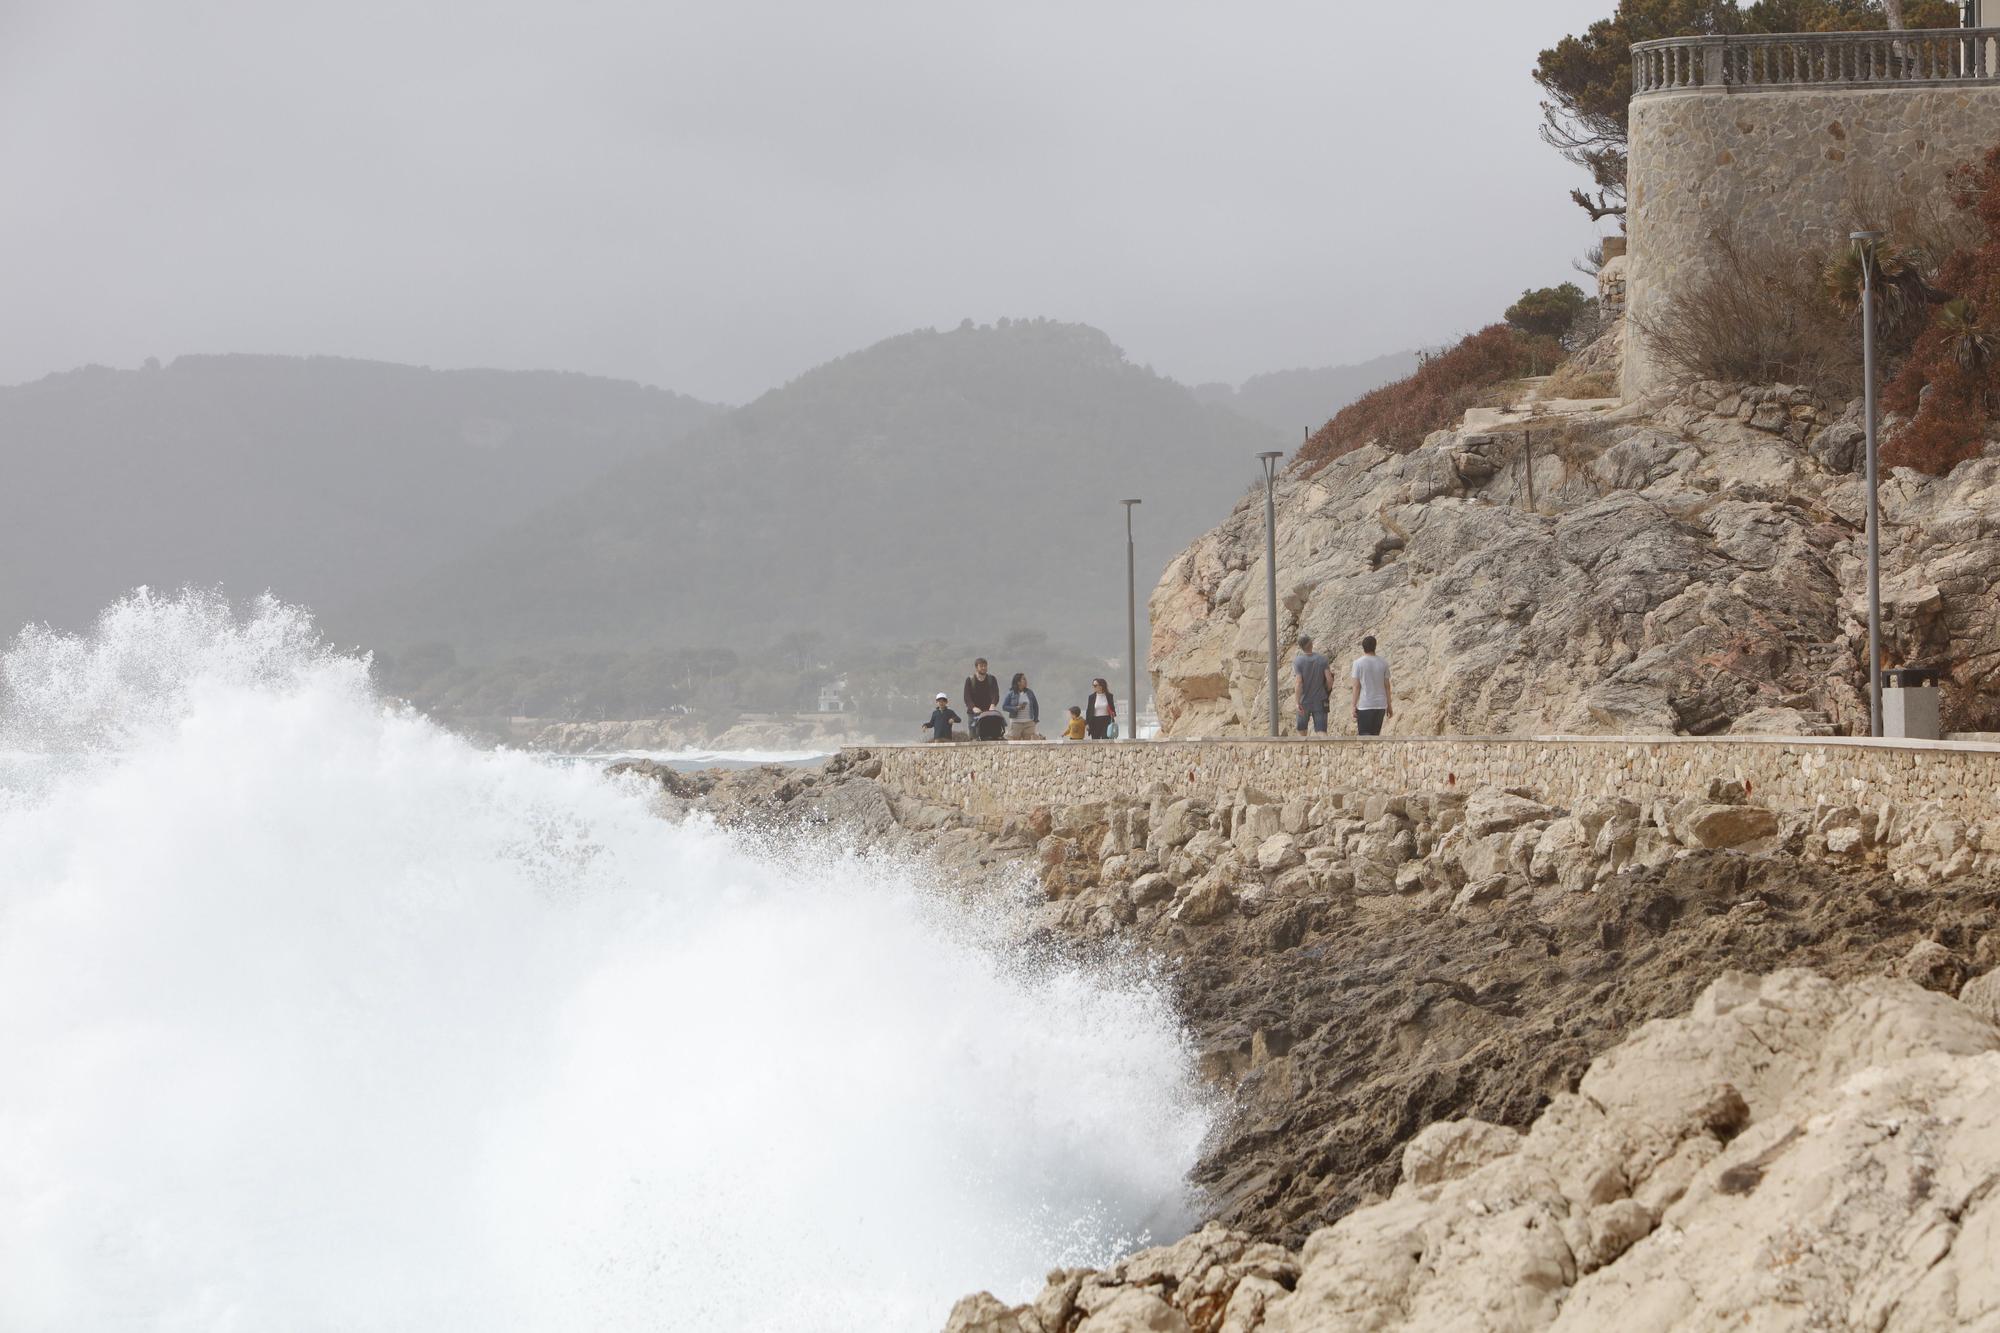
xmin=1122 ymin=499 xmax=1141 ymax=740
xmin=1853 ymin=230 xmax=1885 ymax=737
xmin=1258 ymin=451 xmax=1285 ymax=737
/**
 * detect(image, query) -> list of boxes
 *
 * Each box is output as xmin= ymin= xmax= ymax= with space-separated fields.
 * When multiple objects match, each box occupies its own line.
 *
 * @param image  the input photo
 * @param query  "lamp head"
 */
xmin=1850 ymin=230 xmax=1885 ymax=243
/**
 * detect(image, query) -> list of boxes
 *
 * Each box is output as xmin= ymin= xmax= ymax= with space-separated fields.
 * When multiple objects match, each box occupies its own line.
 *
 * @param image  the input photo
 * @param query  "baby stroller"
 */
xmin=972 ymin=711 xmax=1008 ymax=741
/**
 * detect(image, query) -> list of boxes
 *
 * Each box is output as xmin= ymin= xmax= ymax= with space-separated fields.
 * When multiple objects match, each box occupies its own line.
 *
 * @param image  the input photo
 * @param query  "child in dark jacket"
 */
xmin=922 ymin=694 xmax=962 ymax=741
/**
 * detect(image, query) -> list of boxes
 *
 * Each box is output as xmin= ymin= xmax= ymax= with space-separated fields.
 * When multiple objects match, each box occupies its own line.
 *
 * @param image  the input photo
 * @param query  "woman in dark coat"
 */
xmin=1083 ymin=677 xmax=1116 ymax=740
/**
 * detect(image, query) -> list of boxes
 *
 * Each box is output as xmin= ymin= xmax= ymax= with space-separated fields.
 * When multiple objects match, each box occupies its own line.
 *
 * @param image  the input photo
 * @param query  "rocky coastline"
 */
xmin=613 ymin=753 xmax=2000 ymax=1331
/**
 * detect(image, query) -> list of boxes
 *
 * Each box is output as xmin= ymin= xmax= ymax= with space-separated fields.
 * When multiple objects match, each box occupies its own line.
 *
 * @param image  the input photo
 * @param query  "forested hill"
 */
xmin=1194 ymin=351 xmax=1421 ymax=436
xmin=0 ymin=355 xmax=720 ymax=638
xmin=346 ymin=319 xmax=1288 ymax=663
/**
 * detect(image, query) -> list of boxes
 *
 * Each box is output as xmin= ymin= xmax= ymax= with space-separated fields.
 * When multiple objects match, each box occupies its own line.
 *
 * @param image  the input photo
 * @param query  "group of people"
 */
xmin=922 ymin=658 xmax=1119 ymax=742
xmin=918 ymin=636 xmax=1391 ymax=744
xmin=1292 ymin=633 xmax=1392 ymax=737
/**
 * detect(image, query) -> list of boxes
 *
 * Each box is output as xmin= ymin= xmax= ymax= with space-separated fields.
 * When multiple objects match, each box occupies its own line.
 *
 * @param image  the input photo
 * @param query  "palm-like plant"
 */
xmin=1934 ymin=299 xmax=1997 ymax=374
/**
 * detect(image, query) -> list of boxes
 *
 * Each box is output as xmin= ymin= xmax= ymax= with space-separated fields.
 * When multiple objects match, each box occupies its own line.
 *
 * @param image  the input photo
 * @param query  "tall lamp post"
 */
xmin=1258 ymin=451 xmax=1285 ymax=737
xmin=1122 ymin=498 xmax=1141 ymax=740
xmin=1852 ymin=230 xmax=1885 ymax=737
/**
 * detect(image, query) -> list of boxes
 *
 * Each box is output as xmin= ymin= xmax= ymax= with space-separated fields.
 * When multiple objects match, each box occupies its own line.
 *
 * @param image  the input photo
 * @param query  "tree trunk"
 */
xmin=1882 ymin=0 xmax=1907 ymax=29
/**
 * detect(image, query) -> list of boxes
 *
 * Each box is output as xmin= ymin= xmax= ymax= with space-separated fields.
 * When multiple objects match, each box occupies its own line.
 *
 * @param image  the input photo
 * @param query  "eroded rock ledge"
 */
xmin=948 ymin=969 xmax=2000 ymax=1332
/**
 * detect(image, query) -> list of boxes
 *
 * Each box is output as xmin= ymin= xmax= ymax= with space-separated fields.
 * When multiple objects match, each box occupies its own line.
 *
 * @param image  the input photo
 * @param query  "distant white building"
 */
xmin=817 ymin=679 xmax=848 ymax=713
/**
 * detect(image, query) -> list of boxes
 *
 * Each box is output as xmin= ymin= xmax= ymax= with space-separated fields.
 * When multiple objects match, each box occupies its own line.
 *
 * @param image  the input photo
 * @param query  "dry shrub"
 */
xmin=1633 ymin=228 xmax=1862 ymax=397
xmin=1296 ymin=325 xmax=1565 ymax=473
xmin=1542 ymin=363 xmax=1618 ymax=399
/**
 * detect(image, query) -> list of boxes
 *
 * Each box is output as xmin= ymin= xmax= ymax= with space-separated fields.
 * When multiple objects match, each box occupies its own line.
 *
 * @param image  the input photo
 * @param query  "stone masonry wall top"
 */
xmin=850 ymin=735 xmax=2000 ymax=828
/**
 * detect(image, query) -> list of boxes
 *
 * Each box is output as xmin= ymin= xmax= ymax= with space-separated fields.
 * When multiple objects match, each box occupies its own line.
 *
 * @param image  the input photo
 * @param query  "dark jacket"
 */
xmin=924 ymin=706 xmax=962 ymax=740
xmin=1002 ymin=687 xmax=1039 ymax=723
xmin=1084 ymin=690 xmax=1116 ymax=723
xmin=964 ymin=673 xmax=1000 ymax=714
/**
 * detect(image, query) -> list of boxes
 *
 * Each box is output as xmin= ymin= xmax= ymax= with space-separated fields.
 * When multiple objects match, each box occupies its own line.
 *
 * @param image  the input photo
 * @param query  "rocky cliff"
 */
xmin=1148 ymin=375 xmax=2000 ymax=738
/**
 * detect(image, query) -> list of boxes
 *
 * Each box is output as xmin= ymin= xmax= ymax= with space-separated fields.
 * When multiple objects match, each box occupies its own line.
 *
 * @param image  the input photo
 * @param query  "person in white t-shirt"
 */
xmin=1350 ymin=635 xmax=1392 ymax=737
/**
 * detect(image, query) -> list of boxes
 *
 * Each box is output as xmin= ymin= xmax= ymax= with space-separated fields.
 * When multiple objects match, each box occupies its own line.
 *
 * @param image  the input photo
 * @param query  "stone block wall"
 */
xmin=1623 ymin=84 xmax=2000 ymax=398
xmin=853 ymin=735 xmax=2000 ymax=827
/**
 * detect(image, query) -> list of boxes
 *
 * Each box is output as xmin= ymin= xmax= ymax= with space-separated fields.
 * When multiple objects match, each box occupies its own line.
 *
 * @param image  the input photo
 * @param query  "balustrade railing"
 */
xmin=1633 ymin=28 xmax=2000 ymax=95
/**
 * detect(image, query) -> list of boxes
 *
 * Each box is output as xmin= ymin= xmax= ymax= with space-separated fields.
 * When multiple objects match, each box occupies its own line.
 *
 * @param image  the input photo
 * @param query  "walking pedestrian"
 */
xmin=1292 ymin=633 xmax=1333 ymax=736
xmin=1351 ymin=636 xmax=1392 ymax=737
xmin=1083 ymin=677 xmax=1117 ymax=740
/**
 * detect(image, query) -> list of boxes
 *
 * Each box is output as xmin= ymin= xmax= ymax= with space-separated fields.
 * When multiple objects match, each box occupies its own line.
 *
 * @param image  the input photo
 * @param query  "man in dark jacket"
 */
xmin=964 ymin=658 xmax=1001 ymax=736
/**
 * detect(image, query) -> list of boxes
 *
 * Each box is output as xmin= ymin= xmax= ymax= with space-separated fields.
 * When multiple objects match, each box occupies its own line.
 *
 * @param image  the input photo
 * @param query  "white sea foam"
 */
xmin=0 ymin=591 xmax=1213 ymax=1331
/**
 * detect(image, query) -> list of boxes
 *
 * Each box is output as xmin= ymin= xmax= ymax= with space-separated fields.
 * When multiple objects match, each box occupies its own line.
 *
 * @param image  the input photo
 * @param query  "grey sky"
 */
xmin=2 ymin=0 xmax=1611 ymax=404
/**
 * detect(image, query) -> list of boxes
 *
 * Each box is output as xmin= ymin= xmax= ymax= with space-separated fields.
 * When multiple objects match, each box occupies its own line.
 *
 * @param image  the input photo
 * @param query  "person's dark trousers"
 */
xmin=1086 ymin=718 xmax=1111 ymax=739
xmin=1355 ymin=708 xmax=1385 ymax=736
xmin=1295 ymin=706 xmax=1328 ymax=734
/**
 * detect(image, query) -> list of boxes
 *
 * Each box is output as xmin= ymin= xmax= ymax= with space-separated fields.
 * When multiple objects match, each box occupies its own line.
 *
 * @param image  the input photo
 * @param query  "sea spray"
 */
xmin=0 ymin=592 xmax=1214 ymax=1330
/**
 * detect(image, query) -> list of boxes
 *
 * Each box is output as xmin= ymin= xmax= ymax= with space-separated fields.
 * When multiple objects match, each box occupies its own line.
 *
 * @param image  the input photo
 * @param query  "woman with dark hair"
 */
xmin=1002 ymin=671 xmax=1041 ymax=740
xmin=1083 ymin=677 xmax=1116 ymax=740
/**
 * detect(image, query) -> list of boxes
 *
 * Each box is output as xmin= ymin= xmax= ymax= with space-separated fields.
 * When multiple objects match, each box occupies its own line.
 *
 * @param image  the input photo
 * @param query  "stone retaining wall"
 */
xmin=852 ymin=735 xmax=2000 ymax=827
xmin=1623 ymin=83 xmax=2000 ymax=397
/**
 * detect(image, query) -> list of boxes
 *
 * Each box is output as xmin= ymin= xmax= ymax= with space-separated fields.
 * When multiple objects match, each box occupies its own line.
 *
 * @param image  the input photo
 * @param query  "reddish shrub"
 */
xmin=1296 ymin=325 xmax=1564 ymax=473
xmin=1883 ymin=147 xmax=2000 ymax=474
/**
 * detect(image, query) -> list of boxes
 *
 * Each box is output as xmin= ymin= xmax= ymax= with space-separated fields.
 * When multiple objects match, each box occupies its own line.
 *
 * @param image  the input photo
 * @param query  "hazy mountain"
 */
xmin=1194 ymin=351 xmax=1422 ymax=437
xmin=349 ymin=319 xmax=1287 ymax=663
xmin=0 ymin=355 xmax=720 ymax=638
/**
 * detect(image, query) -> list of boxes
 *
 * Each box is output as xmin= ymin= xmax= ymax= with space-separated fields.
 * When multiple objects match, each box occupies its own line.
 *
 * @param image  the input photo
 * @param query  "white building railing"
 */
xmin=1633 ymin=28 xmax=2000 ymax=95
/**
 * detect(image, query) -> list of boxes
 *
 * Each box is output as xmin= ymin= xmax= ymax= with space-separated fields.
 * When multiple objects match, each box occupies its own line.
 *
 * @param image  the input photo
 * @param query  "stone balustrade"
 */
xmin=849 ymin=735 xmax=2000 ymax=830
xmin=1633 ymin=28 xmax=2000 ymax=96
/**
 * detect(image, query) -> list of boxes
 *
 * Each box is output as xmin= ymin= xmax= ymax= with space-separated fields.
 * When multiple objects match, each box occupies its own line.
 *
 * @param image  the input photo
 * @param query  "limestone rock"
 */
xmin=1450 ymin=873 xmax=1508 ymax=912
xmin=1399 ymin=1118 xmax=1523 ymax=1187
xmin=1464 ymin=789 xmax=1556 ymax=838
xmin=1176 ymin=876 xmax=1236 ymax=925
xmin=1678 ymin=803 xmax=1779 ymax=849
xmin=943 ymin=1292 xmax=1036 ymax=1333
xmin=1894 ymin=939 xmax=1966 ymax=993
xmin=1255 ymin=833 xmax=1303 ymax=873
xmin=1129 ymin=871 xmax=1176 ymax=907
xmin=1959 ymin=967 xmax=2000 ymax=1026
xmin=1075 ymin=1288 xmax=1187 ymax=1332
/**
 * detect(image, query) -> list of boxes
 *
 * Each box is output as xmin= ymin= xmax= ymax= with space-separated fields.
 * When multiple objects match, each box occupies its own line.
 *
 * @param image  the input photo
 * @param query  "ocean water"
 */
xmin=0 ymin=591 xmax=1213 ymax=1331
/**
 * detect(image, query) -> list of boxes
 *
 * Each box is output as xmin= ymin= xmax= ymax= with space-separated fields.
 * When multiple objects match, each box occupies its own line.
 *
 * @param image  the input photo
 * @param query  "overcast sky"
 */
xmin=2 ymin=0 xmax=1612 ymax=404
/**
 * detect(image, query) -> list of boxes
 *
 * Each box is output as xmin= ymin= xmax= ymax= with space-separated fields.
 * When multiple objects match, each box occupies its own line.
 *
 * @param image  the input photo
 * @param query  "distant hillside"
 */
xmin=0 ymin=356 xmax=720 ymax=638
xmin=1195 ymin=351 xmax=1422 ymax=436
xmin=351 ymin=320 xmax=1286 ymax=663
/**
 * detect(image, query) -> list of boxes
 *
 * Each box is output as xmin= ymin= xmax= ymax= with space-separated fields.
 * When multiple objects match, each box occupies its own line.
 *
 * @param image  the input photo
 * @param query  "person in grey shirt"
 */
xmin=1351 ymin=635 xmax=1392 ymax=736
xmin=1292 ymin=633 xmax=1333 ymax=735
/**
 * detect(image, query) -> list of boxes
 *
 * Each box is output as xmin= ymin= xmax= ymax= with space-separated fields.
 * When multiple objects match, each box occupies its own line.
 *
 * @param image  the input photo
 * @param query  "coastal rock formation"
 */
xmin=1148 ymin=382 xmax=2000 ymax=737
xmin=950 ymin=968 xmax=2000 ymax=1331
xmin=630 ymin=759 xmax=2000 ymax=1258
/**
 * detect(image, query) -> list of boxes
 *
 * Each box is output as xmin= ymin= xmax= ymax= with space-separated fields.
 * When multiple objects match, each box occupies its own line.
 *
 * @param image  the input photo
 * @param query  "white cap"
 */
xmin=936 ymin=692 xmax=948 ymax=700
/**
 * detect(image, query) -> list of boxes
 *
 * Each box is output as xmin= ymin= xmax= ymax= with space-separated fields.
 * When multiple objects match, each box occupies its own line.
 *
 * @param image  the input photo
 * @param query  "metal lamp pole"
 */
xmin=1258 ymin=451 xmax=1285 ymax=737
xmin=1122 ymin=499 xmax=1141 ymax=740
xmin=1852 ymin=230 xmax=1884 ymax=737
